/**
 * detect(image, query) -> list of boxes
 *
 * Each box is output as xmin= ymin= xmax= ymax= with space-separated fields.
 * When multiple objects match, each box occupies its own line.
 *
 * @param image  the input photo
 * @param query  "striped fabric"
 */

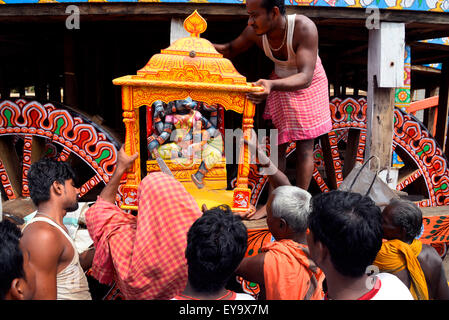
xmin=85 ymin=172 xmax=202 ymax=300
xmin=263 ymin=56 xmax=332 ymax=145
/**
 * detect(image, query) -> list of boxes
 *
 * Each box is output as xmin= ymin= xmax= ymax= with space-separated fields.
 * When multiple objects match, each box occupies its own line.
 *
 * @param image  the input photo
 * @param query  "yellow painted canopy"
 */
xmin=113 ymin=10 xmax=261 ymax=109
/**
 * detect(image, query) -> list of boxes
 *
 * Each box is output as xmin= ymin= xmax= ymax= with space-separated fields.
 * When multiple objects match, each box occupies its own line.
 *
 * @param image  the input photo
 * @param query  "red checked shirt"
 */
xmin=85 ymin=172 xmax=202 ymax=300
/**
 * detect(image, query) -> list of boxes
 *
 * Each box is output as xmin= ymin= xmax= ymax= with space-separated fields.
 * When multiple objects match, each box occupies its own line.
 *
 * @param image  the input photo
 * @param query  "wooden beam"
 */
xmin=343 ymin=128 xmax=361 ymax=178
xmin=366 ymin=84 xmax=396 ymax=169
xmin=0 ymin=4 xmax=448 ymax=26
xmin=435 ymin=59 xmax=449 ymax=151
xmin=406 ymin=28 xmax=449 ymax=42
xmin=423 ymin=89 xmax=439 ymax=136
xmin=319 ymin=133 xmax=338 ymax=190
xmin=366 ymin=22 xmax=404 ymax=170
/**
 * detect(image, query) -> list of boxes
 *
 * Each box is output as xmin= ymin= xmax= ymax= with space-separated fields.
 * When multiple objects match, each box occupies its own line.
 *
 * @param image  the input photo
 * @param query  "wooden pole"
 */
xmin=435 ymin=59 xmax=449 ymax=152
xmin=423 ymin=86 xmax=438 ymax=136
xmin=366 ymin=82 xmax=396 ymax=169
xmin=366 ymin=22 xmax=405 ymax=171
xmin=63 ymin=32 xmax=78 ymax=108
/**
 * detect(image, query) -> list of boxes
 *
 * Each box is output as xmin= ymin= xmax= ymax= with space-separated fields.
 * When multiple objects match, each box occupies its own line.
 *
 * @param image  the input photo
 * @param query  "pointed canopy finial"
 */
xmin=183 ymin=10 xmax=207 ymax=38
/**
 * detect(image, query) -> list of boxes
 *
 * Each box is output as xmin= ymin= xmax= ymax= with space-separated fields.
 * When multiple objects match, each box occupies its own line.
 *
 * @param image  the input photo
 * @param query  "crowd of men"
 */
xmin=1 ymin=0 xmax=448 ymax=302
xmin=1 ymin=144 xmax=448 ymax=301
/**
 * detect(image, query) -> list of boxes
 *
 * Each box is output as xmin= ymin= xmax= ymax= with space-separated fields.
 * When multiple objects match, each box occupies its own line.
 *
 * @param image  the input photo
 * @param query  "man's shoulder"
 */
xmin=293 ymin=14 xmax=317 ymax=30
xmin=292 ymin=14 xmax=318 ymax=43
xmin=419 ymin=244 xmax=443 ymax=268
xmin=22 ymin=222 xmax=63 ymax=249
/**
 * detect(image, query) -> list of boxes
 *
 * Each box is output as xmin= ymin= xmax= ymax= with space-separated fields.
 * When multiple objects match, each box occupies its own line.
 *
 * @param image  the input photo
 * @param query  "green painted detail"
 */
xmin=44 ymin=147 xmax=53 ymax=156
xmin=248 ymin=249 xmax=254 ymax=256
xmin=95 ymin=149 xmax=111 ymax=164
xmin=435 ymin=183 xmax=448 ymax=192
xmin=54 ymin=118 xmax=65 ymax=135
xmin=346 ymin=104 xmax=354 ymax=122
xmin=249 ymin=282 xmax=257 ymax=288
xmin=417 ymin=145 xmax=430 ymax=157
xmin=4 ymin=109 xmax=12 ymax=127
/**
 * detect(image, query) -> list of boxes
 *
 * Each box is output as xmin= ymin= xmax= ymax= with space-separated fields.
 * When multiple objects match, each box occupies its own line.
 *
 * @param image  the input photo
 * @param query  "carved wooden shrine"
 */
xmin=113 ymin=10 xmax=263 ymax=214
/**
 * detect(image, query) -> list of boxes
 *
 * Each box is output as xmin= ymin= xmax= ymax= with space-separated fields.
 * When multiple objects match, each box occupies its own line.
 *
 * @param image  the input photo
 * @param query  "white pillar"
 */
xmin=366 ymin=22 xmax=405 ymax=171
xmin=170 ymin=18 xmax=189 ymax=44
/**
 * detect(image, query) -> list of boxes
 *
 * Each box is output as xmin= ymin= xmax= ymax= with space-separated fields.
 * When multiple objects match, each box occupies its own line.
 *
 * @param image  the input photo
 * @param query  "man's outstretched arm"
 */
xmin=213 ymin=26 xmax=257 ymax=59
xmin=100 ymin=146 xmax=138 ymax=204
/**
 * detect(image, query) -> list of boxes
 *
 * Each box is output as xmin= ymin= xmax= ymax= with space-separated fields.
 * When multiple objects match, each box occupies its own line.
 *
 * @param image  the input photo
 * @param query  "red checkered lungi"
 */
xmin=263 ymin=56 xmax=332 ymax=145
xmin=85 ymin=172 xmax=201 ymax=300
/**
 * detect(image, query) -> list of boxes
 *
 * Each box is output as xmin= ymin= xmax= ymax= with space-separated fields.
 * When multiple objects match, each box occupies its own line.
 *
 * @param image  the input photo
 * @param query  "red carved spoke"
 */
xmin=312 ymin=166 xmax=330 ymax=193
xmin=0 ymin=158 xmax=16 ymax=200
xmin=356 ymin=131 xmax=367 ymax=164
xmin=79 ymin=173 xmax=104 ymax=198
xmin=21 ymin=135 xmax=47 ymax=198
xmin=21 ymin=135 xmax=33 ymax=197
xmin=319 ymin=131 xmax=344 ymax=190
xmin=396 ymin=168 xmax=423 ymax=191
xmin=0 ymin=136 xmax=22 ymax=200
xmin=57 ymin=146 xmax=72 ymax=162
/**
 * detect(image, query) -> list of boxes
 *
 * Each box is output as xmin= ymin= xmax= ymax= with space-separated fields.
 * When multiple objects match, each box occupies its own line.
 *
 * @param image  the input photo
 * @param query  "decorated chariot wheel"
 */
xmin=0 ymin=98 xmax=121 ymax=221
xmin=234 ymin=96 xmax=449 ymax=209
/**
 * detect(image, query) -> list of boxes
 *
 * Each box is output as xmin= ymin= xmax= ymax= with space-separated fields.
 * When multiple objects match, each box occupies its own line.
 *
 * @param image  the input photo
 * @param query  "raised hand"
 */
xmin=246 ymin=79 xmax=272 ymax=104
xmin=116 ymin=146 xmax=139 ymax=174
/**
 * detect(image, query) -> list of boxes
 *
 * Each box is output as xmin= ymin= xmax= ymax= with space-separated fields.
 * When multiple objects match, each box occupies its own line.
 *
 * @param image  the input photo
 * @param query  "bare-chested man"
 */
xmin=21 ymin=159 xmax=92 ymax=300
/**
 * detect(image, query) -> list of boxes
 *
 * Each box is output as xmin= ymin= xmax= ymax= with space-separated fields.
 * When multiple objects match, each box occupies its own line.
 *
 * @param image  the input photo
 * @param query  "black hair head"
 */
xmin=0 ymin=220 xmax=24 ymax=300
xmin=186 ymin=205 xmax=248 ymax=293
xmin=28 ymin=158 xmax=76 ymax=206
xmin=260 ymin=0 xmax=286 ymax=15
xmin=308 ymin=190 xmax=383 ymax=278
xmin=388 ymin=199 xmax=423 ymax=242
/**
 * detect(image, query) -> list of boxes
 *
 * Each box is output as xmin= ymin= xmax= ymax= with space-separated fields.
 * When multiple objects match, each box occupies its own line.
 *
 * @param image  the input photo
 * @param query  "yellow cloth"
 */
xmin=374 ymin=239 xmax=429 ymax=300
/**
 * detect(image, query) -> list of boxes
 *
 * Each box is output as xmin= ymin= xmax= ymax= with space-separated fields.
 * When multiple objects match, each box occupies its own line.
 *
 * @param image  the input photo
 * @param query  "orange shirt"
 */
xmin=262 ymin=239 xmax=325 ymax=300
